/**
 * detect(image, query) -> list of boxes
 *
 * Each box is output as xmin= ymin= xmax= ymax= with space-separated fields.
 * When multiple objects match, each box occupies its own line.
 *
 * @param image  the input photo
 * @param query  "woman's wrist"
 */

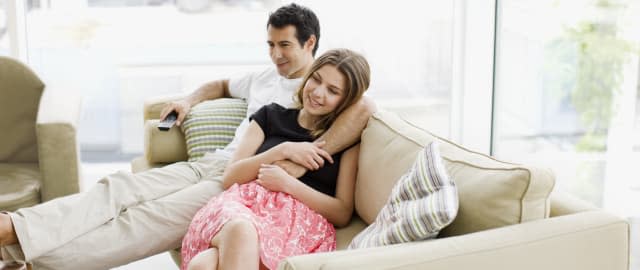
xmin=284 ymin=175 xmax=301 ymax=195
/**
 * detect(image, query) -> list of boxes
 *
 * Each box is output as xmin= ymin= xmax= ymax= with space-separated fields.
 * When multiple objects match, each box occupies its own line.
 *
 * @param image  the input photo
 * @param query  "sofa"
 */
xmin=0 ymin=56 xmax=82 ymax=211
xmin=131 ymin=96 xmax=630 ymax=270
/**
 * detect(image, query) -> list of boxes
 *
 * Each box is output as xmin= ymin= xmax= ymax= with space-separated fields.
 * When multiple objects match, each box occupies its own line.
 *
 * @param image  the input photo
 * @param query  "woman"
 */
xmin=181 ymin=49 xmax=370 ymax=270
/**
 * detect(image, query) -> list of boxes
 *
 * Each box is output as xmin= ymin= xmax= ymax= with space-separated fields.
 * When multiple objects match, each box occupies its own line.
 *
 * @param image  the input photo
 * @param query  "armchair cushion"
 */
xmin=181 ymin=98 xmax=247 ymax=161
xmin=348 ymin=142 xmax=458 ymax=249
xmin=0 ymin=164 xmax=41 ymax=211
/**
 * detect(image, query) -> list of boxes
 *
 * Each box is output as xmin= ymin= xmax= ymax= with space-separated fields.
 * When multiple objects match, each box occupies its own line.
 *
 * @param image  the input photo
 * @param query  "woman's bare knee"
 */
xmin=187 ymin=248 xmax=218 ymax=270
xmin=211 ymin=218 xmax=257 ymax=247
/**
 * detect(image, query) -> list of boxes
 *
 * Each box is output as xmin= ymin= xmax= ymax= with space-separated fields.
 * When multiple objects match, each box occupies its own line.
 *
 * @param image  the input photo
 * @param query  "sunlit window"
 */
xmin=21 ymin=0 xmax=455 ymax=160
xmin=0 ymin=0 xmax=8 ymax=56
xmin=24 ymin=0 xmax=280 ymax=158
xmin=493 ymin=0 xmax=640 ymax=216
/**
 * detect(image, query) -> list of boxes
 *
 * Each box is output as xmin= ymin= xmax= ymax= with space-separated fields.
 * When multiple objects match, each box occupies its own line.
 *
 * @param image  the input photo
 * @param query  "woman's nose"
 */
xmin=312 ymin=86 xmax=324 ymax=97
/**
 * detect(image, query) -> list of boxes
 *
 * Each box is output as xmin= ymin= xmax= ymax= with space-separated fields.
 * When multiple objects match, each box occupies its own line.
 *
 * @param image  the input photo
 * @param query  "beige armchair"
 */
xmin=133 ymin=97 xmax=630 ymax=270
xmin=0 ymin=56 xmax=82 ymax=211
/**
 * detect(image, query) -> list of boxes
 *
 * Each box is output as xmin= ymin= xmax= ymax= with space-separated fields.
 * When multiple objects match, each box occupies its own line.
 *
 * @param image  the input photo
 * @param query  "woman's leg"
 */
xmin=187 ymin=248 xmax=218 ymax=270
xmin=210 ymin=219 xmax=260 ymax=270
xmin=0 ymin=213 xmax=17 ymax=246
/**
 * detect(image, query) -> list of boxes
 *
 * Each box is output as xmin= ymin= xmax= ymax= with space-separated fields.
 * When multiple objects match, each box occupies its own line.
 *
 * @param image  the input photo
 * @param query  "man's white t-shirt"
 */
xmin=215 ymin=67 xmax=303 ymax=158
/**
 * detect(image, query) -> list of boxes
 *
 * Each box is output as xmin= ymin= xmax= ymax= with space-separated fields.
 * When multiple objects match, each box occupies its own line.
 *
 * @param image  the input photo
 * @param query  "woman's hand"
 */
xmin=256 ymin=164 xmax=298 ymax=194
xmin=279 ymin=141 xmax=334 ymax=170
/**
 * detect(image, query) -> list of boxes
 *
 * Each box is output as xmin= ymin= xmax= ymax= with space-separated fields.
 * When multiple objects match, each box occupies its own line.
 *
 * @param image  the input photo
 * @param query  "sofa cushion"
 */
xmin=181 ymin=98 xmax=247 ymax=161
xmin=356 ymin=110 xmax=555 ymax=237
xmin=0 ymin=163 xmax=42 ymax=211
xmin=336 ymin=216 xmax=368 ymax=250
xmin=348 ymin=142 xmax=458 ymax=249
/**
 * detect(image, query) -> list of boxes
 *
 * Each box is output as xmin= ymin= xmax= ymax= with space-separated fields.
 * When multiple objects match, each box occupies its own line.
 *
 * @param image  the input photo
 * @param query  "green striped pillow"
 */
xmin=181 ymin=98 xmax=248 ymax=161
xmin=348 ymin=142 xmax=458 ymax=249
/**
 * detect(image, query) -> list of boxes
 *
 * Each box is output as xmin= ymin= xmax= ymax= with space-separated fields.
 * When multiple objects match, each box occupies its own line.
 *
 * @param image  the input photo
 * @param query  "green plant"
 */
xmin=544 ymin=2 xmax=637 ymax=152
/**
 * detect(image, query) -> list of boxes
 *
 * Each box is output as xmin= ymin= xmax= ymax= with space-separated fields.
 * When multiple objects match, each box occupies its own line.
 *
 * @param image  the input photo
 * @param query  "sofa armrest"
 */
xmin=35 ymin=88 xmax=82 ymax=201
xmin=550 ymin=191 xmax=598 ymax=217
xmin=144 ymin=119 xmax=188 ymax=164
xmin=279 ymin=211 xmax=629 ymax=270
xmin=143 ymin=94 xmax=186 ymax=121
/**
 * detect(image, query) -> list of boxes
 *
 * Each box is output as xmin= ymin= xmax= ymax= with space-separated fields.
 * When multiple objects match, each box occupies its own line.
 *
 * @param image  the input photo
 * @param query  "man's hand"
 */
xmin=160 ymin=100 xmax=191 ymax=127
xmin=256 ymin=164 xmax=297 ymax=194
xmin=279 ymin=141 xmax=334 ymax=170
xmin=273 ymin=160 xmax=307 ymax=178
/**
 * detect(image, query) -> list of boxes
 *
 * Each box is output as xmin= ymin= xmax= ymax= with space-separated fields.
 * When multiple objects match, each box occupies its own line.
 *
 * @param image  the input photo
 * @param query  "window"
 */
xmin=20 ymin=0 xmax=456 ymax=160
xmin=296 ymin=0 xmax=455 ymax=137
xmin=0 ymin=0 xmax=8 ymax=56
xmin=23 ymin=0 xmax=280 ymax=159
xmin=18 ymin=0 xmax=454 ymax=159
xmin=493 ymin=0 xmax=640 ymax=215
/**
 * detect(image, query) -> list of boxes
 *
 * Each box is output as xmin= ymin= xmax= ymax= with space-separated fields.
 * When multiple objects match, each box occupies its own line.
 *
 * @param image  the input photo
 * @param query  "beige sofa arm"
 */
xmin=279 ymin=211 xmax=629 ymax=270
xmin=35 ymin=88 xmax=82 ymax=201
xmin=144 ymin=119 xmax=188 ymax=164
xmin=550 ymin=191 xmax=598 ymax=217
xmin=143 ymin=94 xmax=186 ymax=121
xmin=139 ymin=95 xmax=189 ymax=164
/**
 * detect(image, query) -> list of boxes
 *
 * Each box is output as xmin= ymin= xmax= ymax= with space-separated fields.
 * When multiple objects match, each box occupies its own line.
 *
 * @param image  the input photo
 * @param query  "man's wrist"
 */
xmin=277 ymin=142 xmax=289 ymax=160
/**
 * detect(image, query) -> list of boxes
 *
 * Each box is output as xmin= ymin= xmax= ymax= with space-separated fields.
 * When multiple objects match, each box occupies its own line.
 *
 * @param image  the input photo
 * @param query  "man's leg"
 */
xmin=29 ymin=180 xmax=223 ymax=270
xmin=2 ymin=152 xmax=225 ymax=264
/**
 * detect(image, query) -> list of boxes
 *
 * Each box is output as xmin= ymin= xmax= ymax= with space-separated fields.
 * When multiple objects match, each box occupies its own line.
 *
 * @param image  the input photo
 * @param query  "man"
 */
xmin=0 ymin=3 xmax=374 ymax=269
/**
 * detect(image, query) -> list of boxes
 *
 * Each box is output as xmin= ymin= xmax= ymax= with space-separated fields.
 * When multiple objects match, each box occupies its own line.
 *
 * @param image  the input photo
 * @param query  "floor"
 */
xmin=81 ymin=162 xmax=639 ymax=270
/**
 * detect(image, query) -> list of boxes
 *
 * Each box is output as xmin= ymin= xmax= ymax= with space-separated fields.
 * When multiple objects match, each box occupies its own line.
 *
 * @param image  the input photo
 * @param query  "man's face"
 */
xmin=267 ymin=25 xmax=314 ymax=79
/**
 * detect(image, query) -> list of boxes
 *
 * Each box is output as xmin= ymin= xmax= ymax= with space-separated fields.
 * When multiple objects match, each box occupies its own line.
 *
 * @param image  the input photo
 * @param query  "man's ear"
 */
xmin=304 ymin=34 xmax=317 ymax=52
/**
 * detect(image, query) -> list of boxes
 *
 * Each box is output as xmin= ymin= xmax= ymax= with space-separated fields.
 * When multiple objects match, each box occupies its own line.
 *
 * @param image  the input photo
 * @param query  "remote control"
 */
xmin=158 ymin=111 xmax=178 ymax=131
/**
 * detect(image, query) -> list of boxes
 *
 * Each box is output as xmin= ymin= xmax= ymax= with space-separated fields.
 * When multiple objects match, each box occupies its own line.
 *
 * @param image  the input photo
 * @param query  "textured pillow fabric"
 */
xmin=181 ymin=98 xmax=247 ymax=161
xmin=348 ymin=142 xmax=458 ymax=249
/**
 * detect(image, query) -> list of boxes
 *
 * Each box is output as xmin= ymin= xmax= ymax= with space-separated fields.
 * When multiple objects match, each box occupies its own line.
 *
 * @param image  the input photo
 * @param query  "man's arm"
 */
xmin=274 ymin=96 xmax=376 ymax=177
xmin=318 ymin=96 xmax=377 ymax=154
xmin=160 ymin=79 xmax=231 ymax=126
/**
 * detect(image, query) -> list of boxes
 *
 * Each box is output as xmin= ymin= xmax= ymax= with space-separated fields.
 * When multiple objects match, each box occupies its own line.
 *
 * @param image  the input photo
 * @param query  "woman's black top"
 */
xmin=249 ymin=103 xmax=343 ymax=197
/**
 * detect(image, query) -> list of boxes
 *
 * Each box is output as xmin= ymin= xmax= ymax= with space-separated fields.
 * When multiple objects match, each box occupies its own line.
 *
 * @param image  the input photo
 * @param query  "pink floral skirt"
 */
xmin=180 ymin=181 xmax=336 ymax=270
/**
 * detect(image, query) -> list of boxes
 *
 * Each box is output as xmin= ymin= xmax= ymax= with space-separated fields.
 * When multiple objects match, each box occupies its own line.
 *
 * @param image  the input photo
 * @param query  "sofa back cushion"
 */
xmin=356 ymin=110 xmax=555 ymax=237
xmin=0 ymin=57 xmax=44 ymax=162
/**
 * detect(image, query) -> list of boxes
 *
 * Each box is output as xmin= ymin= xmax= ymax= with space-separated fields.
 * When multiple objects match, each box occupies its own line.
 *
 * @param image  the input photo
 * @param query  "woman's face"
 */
xmin=302 ymin=64 xmax=346 ymax=116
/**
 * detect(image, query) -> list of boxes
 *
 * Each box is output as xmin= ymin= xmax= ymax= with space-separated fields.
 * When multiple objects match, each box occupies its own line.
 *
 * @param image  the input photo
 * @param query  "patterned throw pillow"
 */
xmin=181 ymin=98 xmax=247 ymax=161
xmin=348 ymin=142 xmax=458 ymax=249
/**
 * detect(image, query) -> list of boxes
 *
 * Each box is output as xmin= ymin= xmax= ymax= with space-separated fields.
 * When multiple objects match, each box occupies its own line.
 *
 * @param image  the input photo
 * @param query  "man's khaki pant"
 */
xmin=1 ymin=152 xmax=228 ymax=270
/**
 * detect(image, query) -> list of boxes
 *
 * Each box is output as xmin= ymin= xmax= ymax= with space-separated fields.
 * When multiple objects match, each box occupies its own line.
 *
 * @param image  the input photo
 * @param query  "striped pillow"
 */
xmin=348 ymin=142 xmax=458 ymax=249
xmin=181 ymin=98 xmax=247 ymax=161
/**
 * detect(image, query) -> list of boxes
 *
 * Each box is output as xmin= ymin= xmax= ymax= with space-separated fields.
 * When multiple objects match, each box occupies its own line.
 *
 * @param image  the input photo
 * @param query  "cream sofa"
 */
xmin=131 ymin=96 xmax=630 ymax=270
xmin=0 ymin=56 xmax=82 ymax=211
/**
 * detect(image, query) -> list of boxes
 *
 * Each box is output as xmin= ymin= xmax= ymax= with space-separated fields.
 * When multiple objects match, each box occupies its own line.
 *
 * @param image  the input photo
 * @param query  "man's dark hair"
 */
xmin=267 ymin=3 xmax=320 ymax=56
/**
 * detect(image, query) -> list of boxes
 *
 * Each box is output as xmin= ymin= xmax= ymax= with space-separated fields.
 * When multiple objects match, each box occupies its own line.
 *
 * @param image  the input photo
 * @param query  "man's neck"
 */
xmin=285 ymin=58 xmax=313 ymax=79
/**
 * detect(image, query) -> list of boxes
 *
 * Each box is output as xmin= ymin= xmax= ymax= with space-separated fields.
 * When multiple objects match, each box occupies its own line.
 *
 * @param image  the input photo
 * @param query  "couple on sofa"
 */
xmin=0 ymin=4 xmax=377 ymax=270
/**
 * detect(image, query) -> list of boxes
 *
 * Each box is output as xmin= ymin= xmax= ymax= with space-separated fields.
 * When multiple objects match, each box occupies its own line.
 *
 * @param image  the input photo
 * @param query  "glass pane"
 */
xmin=296 ymin=0 xmax=454 ymax=136
xmin=25 ymin=0 xmax=455 ymax=159
xmin=493 ymin=0 xmax=640 ymax=215
xmin=24 ymin=0 xmax=281 ymax=159
xmin=0 ymin=0 xmax=8 ymax=56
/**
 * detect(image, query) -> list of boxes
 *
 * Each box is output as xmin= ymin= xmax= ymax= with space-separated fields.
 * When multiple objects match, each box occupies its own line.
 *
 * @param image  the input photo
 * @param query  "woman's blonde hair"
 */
xmin=295 ymin=48 xmax=370 ymax=137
